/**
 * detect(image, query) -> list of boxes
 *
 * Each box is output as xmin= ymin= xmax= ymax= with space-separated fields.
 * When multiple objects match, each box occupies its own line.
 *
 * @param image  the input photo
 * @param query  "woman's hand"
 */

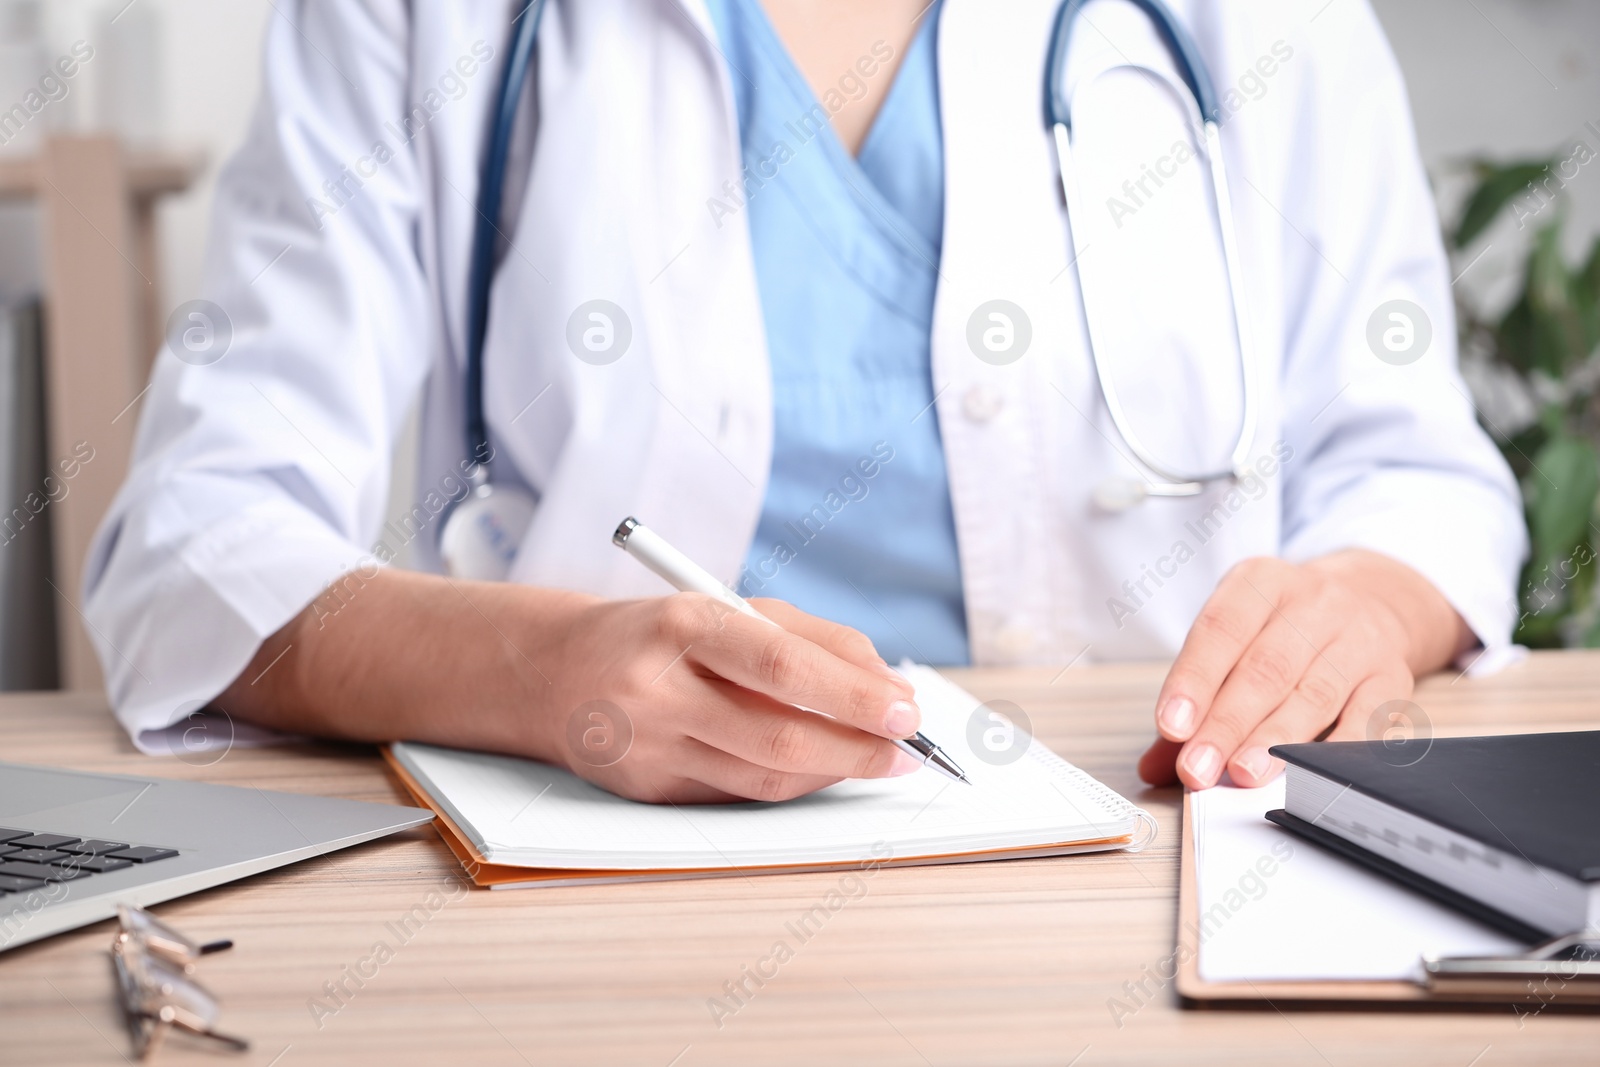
xmin=220 ymin=570 xmax=923 ymax=805
xmin=535 ymin=595 xmax=924 ymax=803
xmin=1137 ymin=550 xmax=1473 ymax=790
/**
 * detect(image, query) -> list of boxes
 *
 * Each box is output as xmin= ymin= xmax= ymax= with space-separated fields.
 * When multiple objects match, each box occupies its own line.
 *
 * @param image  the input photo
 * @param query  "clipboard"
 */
xmin=1174 ymin=792 xmax=1600 ymax=1010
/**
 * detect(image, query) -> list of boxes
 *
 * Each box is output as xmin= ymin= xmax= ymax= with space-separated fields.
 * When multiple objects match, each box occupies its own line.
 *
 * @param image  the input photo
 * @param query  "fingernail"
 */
xmin=1158 ymin=697 xmax=1196 ymax=739
xmin=884 ymin=700 xmax=921 ymax=737
xmin=1234 ymin=746 xmax=1273 ymax=782
xmin=888 ymin=750 xmax=923 ymax=776
xmin=1181 ymin=743 xmax=1221 ymax=788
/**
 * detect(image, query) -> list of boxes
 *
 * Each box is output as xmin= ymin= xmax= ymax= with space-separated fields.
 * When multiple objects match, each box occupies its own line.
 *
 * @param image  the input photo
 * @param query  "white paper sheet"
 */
xmin=1193 ymin=780 xmax=1521 ymax=983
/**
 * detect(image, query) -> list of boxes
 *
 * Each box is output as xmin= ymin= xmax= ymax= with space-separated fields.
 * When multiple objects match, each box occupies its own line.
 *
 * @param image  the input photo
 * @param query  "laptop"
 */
xmin=0 ymin=760 xmax=433 ymax=951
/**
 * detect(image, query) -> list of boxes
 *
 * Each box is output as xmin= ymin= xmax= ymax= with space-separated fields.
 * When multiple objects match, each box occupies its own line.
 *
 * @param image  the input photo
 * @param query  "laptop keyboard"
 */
xmin=0 ymin=828 xmax=178 ymax=894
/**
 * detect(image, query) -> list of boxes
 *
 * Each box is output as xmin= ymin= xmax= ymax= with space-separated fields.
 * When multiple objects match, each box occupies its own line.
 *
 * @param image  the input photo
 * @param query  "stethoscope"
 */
xmin=1048 ymin=0 xmax=1258 ymax=512
xmin=439 ymin=0 xmax=1256 ymax=578
xmin=438 ymin=0 xmax=547 ymax=580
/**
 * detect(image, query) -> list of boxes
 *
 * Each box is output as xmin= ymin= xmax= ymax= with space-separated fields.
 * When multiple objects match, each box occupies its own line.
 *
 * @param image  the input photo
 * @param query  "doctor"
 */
xmin=85 ymin=0 xmax=1522 ymax=803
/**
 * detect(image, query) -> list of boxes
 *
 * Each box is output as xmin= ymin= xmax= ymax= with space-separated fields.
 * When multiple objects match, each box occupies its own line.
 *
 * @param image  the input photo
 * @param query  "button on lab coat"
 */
xmin=84 ymin=0 xmax=1525 ymax=742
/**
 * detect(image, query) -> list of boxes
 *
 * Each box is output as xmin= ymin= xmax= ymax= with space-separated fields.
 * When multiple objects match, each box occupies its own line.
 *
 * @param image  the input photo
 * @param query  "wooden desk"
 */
xmin=1 ymin=653 xmax=1597 ymax=1065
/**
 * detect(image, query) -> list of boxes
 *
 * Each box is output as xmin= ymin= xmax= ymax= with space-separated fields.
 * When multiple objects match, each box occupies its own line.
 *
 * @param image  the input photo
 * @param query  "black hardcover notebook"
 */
xmin=1266 ymin=731 xmax=1600 ymax=940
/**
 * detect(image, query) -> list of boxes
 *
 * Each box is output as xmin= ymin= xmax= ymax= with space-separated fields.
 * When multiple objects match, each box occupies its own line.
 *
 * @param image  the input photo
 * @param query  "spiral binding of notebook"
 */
xmin=1023 ymin=738 xmax=1157 ymax=852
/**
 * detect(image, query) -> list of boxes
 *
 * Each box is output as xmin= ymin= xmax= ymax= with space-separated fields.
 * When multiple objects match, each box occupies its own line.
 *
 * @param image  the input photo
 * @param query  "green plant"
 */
xmin=1448 ymin=152 xmax=1600 ymax=647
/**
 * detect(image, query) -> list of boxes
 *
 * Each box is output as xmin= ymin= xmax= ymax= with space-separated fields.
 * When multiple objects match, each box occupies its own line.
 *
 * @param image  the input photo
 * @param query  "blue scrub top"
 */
xmin=705 ymin=0 xmax=970 ymax=666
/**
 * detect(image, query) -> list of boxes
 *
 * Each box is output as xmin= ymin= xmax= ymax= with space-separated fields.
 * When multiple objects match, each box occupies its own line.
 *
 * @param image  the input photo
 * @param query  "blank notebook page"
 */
xmin=391 ymin=665 xmax=1141 ymax=869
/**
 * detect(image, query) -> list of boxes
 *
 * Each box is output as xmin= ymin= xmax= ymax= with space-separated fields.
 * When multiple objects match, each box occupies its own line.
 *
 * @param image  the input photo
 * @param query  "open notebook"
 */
xmin=385 ymin=665 xmax=1151 ymax=888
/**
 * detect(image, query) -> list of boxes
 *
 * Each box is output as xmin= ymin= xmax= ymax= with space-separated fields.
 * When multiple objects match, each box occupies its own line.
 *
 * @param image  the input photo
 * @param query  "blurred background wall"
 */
xmin=0 ymin=0 xmax=272 ymax=304
xmin=0 ymin=0 xmax=1597 ymax=688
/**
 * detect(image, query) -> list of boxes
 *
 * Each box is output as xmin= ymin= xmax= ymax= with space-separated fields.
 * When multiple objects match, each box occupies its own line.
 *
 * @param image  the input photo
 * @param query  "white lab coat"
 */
xmin=84 ymin=0 xmax=1524 ymax=744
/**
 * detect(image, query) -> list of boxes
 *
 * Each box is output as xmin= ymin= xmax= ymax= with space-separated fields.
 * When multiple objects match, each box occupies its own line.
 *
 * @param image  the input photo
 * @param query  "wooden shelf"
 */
xmin=0 ymin=147 xmax=204 ymax=201
xmin=5 ymin=136 xmax=204 ymax=692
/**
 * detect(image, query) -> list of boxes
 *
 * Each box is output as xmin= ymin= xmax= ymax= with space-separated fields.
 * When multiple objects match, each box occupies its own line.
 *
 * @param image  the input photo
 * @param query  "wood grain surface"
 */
xmin=1 ymin=652 xmax=1597 ymax=1066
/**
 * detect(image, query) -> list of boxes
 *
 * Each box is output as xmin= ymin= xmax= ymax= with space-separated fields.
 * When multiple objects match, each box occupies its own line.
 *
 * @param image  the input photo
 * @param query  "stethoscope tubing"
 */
xmin=463 ymin=0 xmax=1257 ymax=499
xmin=465 ymin=0 xmax=547 ymax=474
xmin=1054 ymin=109 xmax=1257 ymax=490
xmin=1047 ymin=3 xmax=1257 ymax=494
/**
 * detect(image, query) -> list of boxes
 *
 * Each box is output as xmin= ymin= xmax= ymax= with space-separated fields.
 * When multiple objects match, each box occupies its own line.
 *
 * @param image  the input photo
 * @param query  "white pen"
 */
xmin=612 ymin=517 xmax=971 ymax=785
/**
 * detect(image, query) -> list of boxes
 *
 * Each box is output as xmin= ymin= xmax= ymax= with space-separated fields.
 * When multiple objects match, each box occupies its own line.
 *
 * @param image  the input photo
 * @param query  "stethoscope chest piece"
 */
xmin=1091 ymin=472 xmax=1225 ymax=514
xmin=1092 ymin=477 xmax=1153 ymax=514
xmin=439 ymin=474 xmax=537 ymax=581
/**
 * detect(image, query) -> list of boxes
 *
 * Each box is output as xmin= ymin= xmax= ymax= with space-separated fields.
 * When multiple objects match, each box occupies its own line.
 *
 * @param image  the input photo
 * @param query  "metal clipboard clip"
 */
xmin=1423 ymin=932 xmax=1600 ymax=1002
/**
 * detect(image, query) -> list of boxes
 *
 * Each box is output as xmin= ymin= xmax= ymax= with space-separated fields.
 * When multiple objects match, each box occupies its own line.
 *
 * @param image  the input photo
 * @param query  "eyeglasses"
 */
xmin=110 ymin=905 xmax=249 ymax=1060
